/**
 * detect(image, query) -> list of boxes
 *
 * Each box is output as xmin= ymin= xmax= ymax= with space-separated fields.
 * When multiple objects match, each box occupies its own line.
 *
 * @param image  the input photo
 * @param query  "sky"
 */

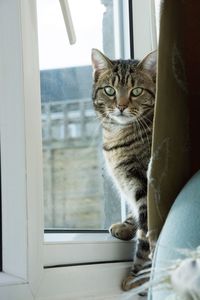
xmin=37 ymin=0 xmax=161 ymax=70
xmin=37 ymin=0 xmax=105 ymax=70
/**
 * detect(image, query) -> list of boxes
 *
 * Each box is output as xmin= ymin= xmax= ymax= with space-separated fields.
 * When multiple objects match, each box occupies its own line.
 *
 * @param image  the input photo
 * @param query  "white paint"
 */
xmin=0 ymin=0 xmax=43 ymax=296
xmin=44 ymin=233 xmax=135 ymax=266
xmin=0 ymin=0 xmax=28 ymax=280
xmin=0 ymin=1 xmax=155 ymax=299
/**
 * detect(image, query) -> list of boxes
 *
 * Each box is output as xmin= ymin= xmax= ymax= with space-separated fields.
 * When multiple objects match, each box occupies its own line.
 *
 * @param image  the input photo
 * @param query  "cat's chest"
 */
xmin=103 ymin=138 xmax=149 ymax=171
xmin=103 ymin=150 xmax=143 ymax=206
xmin=102 ymin=128 xmax=150 ymax=183
xmin=103 ymin=136 xmax=149 ymax=192
xmin=103 ymin=148 xmax=145 ymax=181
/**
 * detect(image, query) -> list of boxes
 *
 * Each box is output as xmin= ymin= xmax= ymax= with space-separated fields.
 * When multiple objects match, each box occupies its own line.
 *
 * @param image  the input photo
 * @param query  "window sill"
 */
xmin=38 ymin=261 xmax=135 ymax=300
xmin=44 ymin=233 xmax=136 ymax=267
xmin=44 ymin=232 xmax=135 ymax=243
xmin=0 ymin=272 xmax=26 ymax=287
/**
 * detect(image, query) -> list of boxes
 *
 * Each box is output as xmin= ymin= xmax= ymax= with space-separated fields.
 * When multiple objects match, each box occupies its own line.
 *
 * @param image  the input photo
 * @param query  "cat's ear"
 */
xmin=138 ymin=50 xmax=157 ymax=79
xmin=91 ymin=49 xmax=113 ymax=78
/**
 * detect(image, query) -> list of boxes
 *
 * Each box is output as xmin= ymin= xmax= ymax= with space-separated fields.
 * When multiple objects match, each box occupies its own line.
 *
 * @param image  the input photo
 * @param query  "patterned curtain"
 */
xmin=148 ymin=0 xmax=200 ymax=249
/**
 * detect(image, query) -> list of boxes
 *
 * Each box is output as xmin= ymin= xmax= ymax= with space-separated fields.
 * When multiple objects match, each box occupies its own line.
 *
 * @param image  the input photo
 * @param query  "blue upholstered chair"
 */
xmin=148 ymin=170 xmax=200 ymax=299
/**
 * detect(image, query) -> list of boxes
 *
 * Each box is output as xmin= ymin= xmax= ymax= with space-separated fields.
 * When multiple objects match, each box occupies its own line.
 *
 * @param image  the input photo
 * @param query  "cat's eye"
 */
xmin=104 ymin=86 xmax=116 ymax=97
xmin=131 ymin=87 xmax=143 ymax=97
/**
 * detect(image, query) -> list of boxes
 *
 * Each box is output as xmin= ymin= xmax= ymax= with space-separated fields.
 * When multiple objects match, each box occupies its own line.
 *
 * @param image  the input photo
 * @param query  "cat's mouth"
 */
xmin=109 ymin=110 xmax=136 ymax=125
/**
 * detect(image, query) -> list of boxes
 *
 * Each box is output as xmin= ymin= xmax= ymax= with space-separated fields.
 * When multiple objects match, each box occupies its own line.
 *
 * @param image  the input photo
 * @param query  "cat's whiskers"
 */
xmin=95 ymin=114 xmax=106 ymax=123
xmin=105 ymin=110 xmax=115 ymax=124
xmin=140 ymin=115 xmax=152 ymax=132
xmin=133 ymin=119 xmax=142 ymax=144
xmin=87 ymin=112 xmax=111 ymax=149
xmin=135 ymin=119 xmax=145 ymax=144
xmin=94 ymin=115 xmax=103 ymax=123
xmin=141 ymin=114 xmax=153 ymax=125
xmin=130 ymin=108 xmax=144 ymax=142
xmin=139 ymin=120 xmax=147 ymax=147
xmin=138 ymin=117 xmax=151 ymax=154
xmin=95 ymin=111 xmax=110 ymax=124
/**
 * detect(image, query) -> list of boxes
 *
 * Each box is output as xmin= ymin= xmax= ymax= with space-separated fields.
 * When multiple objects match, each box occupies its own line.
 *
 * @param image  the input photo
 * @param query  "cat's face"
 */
xmin=91 ymin=49 xmax=157 ymax=126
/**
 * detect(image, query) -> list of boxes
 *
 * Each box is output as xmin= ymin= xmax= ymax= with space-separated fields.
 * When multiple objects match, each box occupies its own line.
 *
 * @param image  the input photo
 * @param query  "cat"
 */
xmin=91 ymin=48 xmax=157 ymax=291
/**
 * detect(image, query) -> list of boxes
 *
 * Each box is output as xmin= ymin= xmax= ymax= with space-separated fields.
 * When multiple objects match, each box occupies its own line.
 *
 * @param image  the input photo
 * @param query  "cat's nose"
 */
xmin=117 ymin=104 xmax=128 ymax=112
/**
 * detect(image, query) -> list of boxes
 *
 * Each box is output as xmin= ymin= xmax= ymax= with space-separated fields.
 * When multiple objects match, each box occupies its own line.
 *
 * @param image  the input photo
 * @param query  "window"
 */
xmin=38 ymin=0 xmax=136 ymax=267
xmin=0 ymin=0 xmax=159 ymax=299
xmin=0 ymin=156 xmax=2 ymax=272
xmin=37 ymin=0 xmax=130 ymax=231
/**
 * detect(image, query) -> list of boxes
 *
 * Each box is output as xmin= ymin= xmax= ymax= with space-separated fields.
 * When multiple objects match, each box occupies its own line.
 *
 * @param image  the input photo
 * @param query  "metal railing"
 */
xmin=41 ymin=98 xmax=100 ymax=149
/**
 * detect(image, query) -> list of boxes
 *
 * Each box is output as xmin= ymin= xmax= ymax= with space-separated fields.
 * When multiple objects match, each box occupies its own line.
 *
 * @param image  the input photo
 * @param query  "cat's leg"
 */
xmin=122 ymin=230 xmax=151 ymax=291
xmin=122 ymin=203 xmax=151 ymax=291
xmin=109 ymin=215 xmax=138 ymax=241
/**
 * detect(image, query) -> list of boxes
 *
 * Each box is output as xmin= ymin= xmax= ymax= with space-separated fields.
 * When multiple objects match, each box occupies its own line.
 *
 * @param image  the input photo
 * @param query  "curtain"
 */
xmin=147 ymin=0 xmax=200 ymax=249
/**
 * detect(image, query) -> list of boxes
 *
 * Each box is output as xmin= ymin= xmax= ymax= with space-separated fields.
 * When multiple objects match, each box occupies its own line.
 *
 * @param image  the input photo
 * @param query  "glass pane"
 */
xmin=37 ymin=0 xmax=124 ymax=229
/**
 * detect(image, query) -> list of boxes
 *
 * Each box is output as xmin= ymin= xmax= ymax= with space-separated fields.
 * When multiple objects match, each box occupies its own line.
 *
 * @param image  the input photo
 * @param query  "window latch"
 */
xmin=59 ymin=0 xmax=76 ymax=45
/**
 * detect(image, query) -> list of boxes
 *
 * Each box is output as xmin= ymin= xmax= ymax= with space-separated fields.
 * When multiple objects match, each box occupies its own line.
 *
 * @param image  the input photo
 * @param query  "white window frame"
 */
xmin=0 ymin=0 xmax=157 ymax=299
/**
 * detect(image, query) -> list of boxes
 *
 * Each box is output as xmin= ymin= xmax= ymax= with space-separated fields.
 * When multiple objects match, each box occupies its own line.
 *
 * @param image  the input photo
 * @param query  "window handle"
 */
xmin=59 ymin=0 xmax=76 ymax=45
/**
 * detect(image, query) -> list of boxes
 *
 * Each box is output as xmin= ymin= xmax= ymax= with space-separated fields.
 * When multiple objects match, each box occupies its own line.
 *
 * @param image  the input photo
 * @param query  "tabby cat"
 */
xmin=91 ymin=49 xmax=157 ymax=291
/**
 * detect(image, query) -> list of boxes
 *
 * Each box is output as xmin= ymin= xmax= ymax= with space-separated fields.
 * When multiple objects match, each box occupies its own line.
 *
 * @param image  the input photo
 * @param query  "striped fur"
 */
xmin=91 ymin=49 xmax=157 ymax=291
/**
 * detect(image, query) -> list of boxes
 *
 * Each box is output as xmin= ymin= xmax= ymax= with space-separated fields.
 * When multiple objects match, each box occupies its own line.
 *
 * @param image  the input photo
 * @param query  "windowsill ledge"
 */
xmin=0 ymin=272 xmax=27 ymax=287
xmin=43 ymin=233 xmax=136 ymax=267
xmin=44 ymin=232 xmax=136 ymax=243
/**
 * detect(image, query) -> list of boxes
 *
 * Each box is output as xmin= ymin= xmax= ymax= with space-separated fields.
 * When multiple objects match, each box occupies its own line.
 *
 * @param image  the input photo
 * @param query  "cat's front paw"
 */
xmin=109 ymin=222 xmax=136 ymax=241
